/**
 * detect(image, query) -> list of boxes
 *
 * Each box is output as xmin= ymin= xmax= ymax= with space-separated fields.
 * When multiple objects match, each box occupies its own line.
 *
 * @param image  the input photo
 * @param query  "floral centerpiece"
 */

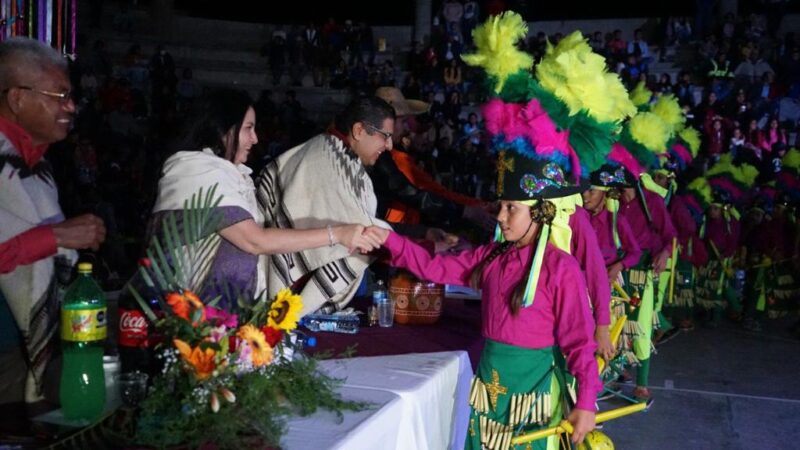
xmin=122 ymin=187 xmax=363 ymax=449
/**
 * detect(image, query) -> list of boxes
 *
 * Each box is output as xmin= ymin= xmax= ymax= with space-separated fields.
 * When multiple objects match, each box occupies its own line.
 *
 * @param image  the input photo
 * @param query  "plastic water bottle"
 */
xmin=373 ymin=280 xmax=394 ymax=327
xmin=294 ymin=330 xmax=317 ymax=351
xmin=280 ymin=330 xmax=319 ymax=361
xmin=293 ymin=331 xmax=317 ymax=360
xmin=372 ymin=279 xmax=387 ymax=305
xmin=60 ymin=262 xmax=107 ymax=421
xmin=302 ymin=313 xmax=360 ymax=334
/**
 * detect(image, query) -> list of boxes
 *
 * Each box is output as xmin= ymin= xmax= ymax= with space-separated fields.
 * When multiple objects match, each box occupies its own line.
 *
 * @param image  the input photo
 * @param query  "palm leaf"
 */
xmin=131 ymin=184 xmax=223 ymax=301
xmin=151 ymin=238 xmax=179 ymax=289
xmin=128 ymin=284 xmax=157 ymax=323
xmin=163 ymin=215 xmax=188 ymax=287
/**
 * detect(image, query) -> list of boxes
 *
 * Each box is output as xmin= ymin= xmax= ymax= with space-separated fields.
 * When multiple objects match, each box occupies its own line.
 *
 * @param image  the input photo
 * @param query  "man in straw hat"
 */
xmin=371 ymin=86 xmax=495 ymax=238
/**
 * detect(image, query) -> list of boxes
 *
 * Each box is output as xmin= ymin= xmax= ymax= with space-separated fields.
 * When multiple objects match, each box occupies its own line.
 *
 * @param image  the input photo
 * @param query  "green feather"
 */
xmin=620 ymin=127 xmax=659 ymax=170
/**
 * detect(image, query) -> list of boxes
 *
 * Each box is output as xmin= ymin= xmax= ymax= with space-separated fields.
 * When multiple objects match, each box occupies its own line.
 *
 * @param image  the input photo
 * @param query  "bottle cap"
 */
xmin=306 ymin=336 xmax=317 ymax=347
xmin=77 ymin=262 xmax=93 ymax=273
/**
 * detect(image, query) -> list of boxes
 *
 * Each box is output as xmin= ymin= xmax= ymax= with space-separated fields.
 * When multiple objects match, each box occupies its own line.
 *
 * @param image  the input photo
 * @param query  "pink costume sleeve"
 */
xmin=646 ymin=191 xmax=678 ymax=255
xmin=669 ymin=196 xmax=697 ymax=247
xmin=383 ymin=231 xmax=494 ymax=286
xmin=617 ymin=215 xmax=643 ymax=269
xmin=570 ymin=208 xmax=612 ymax=326
xmin=551 ymin=254 xmax=603 ymax=410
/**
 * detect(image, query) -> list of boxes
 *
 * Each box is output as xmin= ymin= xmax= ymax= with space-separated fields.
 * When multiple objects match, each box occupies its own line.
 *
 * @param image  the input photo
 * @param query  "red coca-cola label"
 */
xmin=119 ymin=308 xmax=149 ymax=347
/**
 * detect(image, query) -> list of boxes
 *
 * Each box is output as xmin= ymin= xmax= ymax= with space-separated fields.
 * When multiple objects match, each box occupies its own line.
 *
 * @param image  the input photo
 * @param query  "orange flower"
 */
xmin=174 ymin=339 xmax=217 ymax=381
xmin=166 ymin=290 xmax=206 ymax=324
xmin=237 ymin=325 xmax=273 ymax=367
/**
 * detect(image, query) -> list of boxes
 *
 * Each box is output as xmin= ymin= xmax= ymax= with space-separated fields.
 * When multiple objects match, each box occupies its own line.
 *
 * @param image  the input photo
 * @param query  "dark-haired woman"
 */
xmin=148 ymin=89 xmax=377 ymax=307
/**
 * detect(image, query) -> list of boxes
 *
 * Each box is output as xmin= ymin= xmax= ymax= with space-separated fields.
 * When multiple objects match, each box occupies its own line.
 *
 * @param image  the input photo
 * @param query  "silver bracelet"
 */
xmin=326 ymin=225 xmax=337 ymax=247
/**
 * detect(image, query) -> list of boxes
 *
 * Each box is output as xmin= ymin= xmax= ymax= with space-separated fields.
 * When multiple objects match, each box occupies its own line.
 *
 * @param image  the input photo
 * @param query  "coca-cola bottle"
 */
xmin=117 ymin=279 xmax=162 ymax=376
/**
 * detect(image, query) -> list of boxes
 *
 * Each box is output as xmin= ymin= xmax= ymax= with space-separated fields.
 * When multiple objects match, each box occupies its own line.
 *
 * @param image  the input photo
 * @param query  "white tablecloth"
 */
xmin=282 ymin=350 xmax=473 ymax=450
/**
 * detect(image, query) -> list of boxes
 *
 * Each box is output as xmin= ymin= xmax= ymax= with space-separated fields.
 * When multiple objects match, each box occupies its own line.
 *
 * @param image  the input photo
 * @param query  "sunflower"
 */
xmin=267 ymin=288 xmax=302 ymax=331
xmin=237 ymin=324 xmax=273 ymax=367
xmin=174 ymin=339 xmax=217 ymax=380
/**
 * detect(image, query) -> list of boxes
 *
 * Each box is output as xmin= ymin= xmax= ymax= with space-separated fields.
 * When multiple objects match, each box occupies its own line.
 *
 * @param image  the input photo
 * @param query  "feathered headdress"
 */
xmin=706 ymin=154 xmax=759 ymax=217
xmin=629 ymin=82 xmax=653 ymax=110
xmin=617 ymin=91 xmax=688 ymax=202
xmin=668 ymin=127 xmax=701 ymax=172
xmin=650 ymin=94 xmax=686 ymax=133
xmin=462 ymin=12 xmax=635 ymax=308
xmin=649 ymin=94 xmax=691 ymax=175
xmin=463 ymin=12 xmax=635 ymax=183
xmin=684 ymin=176 xmax=713 ymax=225
xmin=777 ymin=148 xmax=800 ymax=202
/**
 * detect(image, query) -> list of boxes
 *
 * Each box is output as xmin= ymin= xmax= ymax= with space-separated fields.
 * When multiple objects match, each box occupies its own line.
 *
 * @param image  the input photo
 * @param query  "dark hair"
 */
xmin=179 ymin=88 xmax=253 ymax=162
xmin=333 ymin=95 xmax=395 ymax=136
xmin=468 ymin=201 xmax=556 ymax=315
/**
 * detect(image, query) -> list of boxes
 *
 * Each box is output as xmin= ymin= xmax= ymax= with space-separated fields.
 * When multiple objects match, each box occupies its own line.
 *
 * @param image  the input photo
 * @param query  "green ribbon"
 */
xmin=606 ymin=197 xmax=622 ymax=250
xmin=522 ymin=222 xmax=550 ymax=308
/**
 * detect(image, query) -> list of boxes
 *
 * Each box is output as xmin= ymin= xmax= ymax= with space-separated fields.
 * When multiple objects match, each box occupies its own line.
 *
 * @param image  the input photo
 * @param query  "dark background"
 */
xmin=173 ymin=0 xmax=694 ymax=25
xmin=170 ymin=0 xmax=800 ymax=25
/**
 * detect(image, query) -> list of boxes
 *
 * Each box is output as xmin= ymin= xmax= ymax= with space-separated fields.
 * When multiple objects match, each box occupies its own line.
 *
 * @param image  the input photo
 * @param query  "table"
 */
xmin=308 ymin=297 xmax=485 ymax=372
xmin=282 ymin=351 xmax=473 ymax=450
xmin=25 ymin=297 xmax=483 ymax=448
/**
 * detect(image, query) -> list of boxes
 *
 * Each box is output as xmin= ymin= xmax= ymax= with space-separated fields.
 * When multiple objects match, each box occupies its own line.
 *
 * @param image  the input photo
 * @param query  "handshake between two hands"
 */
xmin=342 ymin=225 xmax=469 ymax=255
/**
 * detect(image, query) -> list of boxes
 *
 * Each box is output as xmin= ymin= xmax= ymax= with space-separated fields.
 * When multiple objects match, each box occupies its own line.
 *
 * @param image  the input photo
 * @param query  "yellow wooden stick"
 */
xmin=510 ymin=402 xmax=647 ymax=445
xmin=667 ymin=237 xmax=678 ymax=305
xmin=597 ymin=314 xmax=626 ymax=374
xmin=611 ymin=281 xmax=629 ymax=301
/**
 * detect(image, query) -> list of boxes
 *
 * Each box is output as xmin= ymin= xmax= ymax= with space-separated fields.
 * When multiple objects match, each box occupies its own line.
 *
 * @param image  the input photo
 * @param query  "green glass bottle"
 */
xmin=59 ymin=262 xmax=107 ymax=421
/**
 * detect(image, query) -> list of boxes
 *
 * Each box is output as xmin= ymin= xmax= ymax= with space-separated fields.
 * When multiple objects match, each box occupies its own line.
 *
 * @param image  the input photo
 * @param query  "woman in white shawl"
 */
xmin=146 ymin=89 xmax=379 ymax=308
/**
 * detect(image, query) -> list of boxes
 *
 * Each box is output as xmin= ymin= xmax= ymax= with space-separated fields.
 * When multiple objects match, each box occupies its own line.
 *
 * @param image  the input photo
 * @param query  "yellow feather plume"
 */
xmin=650 ymin=94 xmax=685 ymax=134
xmin=629 ymin=112 xmax=671 ymax=153
xmin=460 ymin=12 xmax=533 ymax=93
xmin=706 ymin=154 xmax=736 ymax=178
xmin=678 ymin=127 xmax=701 ymax=157
xmin=782 ymin=148 xmax=800 ymax=170
xmin=707 ymin=154 xmax=759 ymax=188
xmin=688 ymin=177 xmax=713 ymax=205
xmin=544 ymin=30 xmax=591 ymax=56
xmin=739 ymin=163 xmax=759 ymax=188
xmin=630 ymin=81 xmax=652 ymax=107
xmin=536 ymin=31 xmax=636 ymax=124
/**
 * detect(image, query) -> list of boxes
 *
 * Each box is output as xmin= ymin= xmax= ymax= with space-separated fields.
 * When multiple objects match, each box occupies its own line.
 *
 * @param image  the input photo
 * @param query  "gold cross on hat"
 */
xmin=496 ymin=151 xmax=515 ymax=197
xmin=485 ymin=369 xmax=508 ymax=410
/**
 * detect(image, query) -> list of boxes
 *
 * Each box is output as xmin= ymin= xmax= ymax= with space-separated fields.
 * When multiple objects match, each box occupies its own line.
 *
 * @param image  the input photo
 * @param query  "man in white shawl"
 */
xmin=0 ymin=38 xmax=106 ymax=409
xmin=257 ymin=96 xmax=395 ymax=316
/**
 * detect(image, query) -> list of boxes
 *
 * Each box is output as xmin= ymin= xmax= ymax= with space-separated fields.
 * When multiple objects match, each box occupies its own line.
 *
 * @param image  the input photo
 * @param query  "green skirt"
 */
xmin=466 ymin=340 xmax=568 ymax=450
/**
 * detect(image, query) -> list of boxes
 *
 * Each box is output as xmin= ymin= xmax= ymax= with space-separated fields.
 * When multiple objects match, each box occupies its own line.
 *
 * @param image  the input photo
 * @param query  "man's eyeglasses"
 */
xmin=2 ymin=86 xmax=73 ymax=104
xmin=365 ymin=123 xmax=393 ymax=142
